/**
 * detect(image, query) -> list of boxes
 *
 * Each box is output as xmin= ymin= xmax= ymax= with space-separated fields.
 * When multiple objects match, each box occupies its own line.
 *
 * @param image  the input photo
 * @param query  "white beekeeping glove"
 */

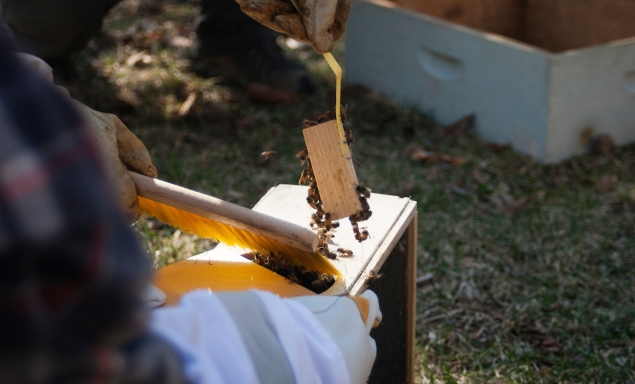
xmin=290 ymin=290 xmax=382 ymax=384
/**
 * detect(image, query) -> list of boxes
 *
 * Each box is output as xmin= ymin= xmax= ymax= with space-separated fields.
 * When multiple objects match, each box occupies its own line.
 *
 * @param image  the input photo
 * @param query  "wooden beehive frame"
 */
xmin=303 ymin=120 xmax=362 ymax=220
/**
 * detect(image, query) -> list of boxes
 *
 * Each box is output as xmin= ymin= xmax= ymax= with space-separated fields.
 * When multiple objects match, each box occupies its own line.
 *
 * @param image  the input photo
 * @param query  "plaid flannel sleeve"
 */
xmin=0 ymin=47 xmax=187 ymax=383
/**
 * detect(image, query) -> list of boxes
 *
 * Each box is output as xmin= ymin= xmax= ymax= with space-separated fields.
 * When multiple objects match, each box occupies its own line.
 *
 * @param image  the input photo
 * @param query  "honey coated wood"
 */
xmin=302 ymin=121 xmax=362 ymax=220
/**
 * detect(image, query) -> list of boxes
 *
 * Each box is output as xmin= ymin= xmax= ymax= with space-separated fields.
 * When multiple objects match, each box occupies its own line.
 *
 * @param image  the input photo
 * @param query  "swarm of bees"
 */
xmin=249 ymin=250 xmax=335 ymax=293
xmin=298 ymin=107 xmax=373 ymax=260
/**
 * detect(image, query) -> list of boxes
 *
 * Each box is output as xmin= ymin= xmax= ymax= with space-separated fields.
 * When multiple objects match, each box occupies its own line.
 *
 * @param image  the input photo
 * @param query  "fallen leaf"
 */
xmin=484 ymin=142 xmax=510 ymax=153
xmin=540 ymin=336 xmax=561 ymax=353
xmin=342 ymin=83 xmax=371 ymax=98
xmin=595 ymin=175 xmax=618 ymax=193
xmin=416 ymin=272 xmax=434 ymax=285
xmin=178 ymin=92 xmax=197 ymax=116
xmin=126 ymin=51 xmax=148 ymax=67
xmin=441 ymin=114 xmax=474 ymax=138
xmin=472 ymin=168 xmax=489 ymax=184
xmin=234 ymin=117 xmax=250 ymax=129
xmin=490 ymin=194 xmax=533 ymax=214
xmin=437 ymin=154 xmax=466 ymax=165
xmin=168 ymin=35 xmax=193 ymax=48
xmin=450 ymin=186 xmax=469 ymax=196
xmin=593 ymin=134 xmax=615 ymax=156
xmin=246 ymin=83 xmax=298 ymax=104
xmin=400 ymin=181 xmax=415 ymax=196
xmin=408 ymin=148 xmax=466 ymax=165
xmin=408 ymin=148 xmax=437 ymax=162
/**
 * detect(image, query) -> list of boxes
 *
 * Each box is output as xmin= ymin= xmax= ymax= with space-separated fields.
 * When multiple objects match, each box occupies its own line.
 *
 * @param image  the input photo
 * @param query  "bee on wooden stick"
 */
xmin=317 ymin=111 xmax=332 ymax=124
xmin=296 ymin=148 xmax=308 ymax=165
xmin=299 ymin=169 xmax=309 ymax=185
xmin=303 ymin=119 xmax=318 ymax=127
xmin=345 ymin=129 xmax=355 ymax=146
xmin=336 ymin=248 xmax=354 ymax=257
xmin=356 ymin=185 xmax=371 ymax=198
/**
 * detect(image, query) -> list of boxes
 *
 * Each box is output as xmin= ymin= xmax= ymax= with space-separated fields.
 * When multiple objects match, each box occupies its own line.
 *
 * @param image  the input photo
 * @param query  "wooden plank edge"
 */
xmin=348 ymin=200 xmax=417 ymax=295
xmin=344 ymin=198 xmax=413 ymax=291
xmin=405 ymin=211 xmax=418 ymax=384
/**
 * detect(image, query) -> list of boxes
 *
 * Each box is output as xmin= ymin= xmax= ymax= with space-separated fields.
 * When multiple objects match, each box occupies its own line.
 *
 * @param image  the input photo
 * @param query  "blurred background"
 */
xmin=48 ymin=0 xmax=635 ymax=381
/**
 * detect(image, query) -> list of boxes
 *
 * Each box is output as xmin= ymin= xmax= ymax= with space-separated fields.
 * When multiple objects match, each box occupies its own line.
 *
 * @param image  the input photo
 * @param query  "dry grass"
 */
xmin=70 ymin=0 xmax=635 ymax=381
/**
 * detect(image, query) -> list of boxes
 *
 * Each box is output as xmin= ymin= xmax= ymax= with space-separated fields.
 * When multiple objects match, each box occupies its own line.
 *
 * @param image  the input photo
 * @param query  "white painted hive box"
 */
xmin=345 ymin=0 xmax=635 ymax=163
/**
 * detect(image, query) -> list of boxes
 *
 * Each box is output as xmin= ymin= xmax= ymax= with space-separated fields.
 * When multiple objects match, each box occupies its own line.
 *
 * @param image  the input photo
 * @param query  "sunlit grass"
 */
xmin=70 ymin=0 xmax=635 ymax=382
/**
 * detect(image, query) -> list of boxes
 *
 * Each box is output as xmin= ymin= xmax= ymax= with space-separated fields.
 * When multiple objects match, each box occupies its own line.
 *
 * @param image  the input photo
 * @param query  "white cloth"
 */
xmin=150 ymin=290 xmax=352 ymax=384
xmin=291 ymin=291 xmax=381 ymax=384
xmin=144 ymin=283 xmax=167 ymax=308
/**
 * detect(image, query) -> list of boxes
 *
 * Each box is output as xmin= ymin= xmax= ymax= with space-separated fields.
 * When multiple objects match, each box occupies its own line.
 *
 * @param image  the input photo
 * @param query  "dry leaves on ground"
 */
xmin=441 ymin=114 xmax=474 ymax=138
xmin=595 ymin=175 xmax=618 ymax=193
xmin=593 ymin=133 xmax=615 ymax=156
xmin=406 ymin=146 xmax=466 ymax=166
xmin=488 ymin=194 xmax=533 ymax=214
xmin=245 ymin=83 xmax=298 ymax=104
xmin=484 ymin=142 xmax=510 ymax=153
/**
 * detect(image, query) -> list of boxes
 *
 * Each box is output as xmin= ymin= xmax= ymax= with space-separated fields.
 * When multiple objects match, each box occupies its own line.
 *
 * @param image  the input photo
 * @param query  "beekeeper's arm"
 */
xmin=15 ymin=53 xmax=158 ymax=223
xmin=150 ymin=289 xmax=382 ymax=384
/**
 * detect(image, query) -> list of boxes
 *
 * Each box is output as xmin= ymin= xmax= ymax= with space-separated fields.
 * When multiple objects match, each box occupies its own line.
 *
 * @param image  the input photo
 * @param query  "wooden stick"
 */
xmin=303 ymin=120 xmax=362 ymax=219
xmin=130 ymin=172 xmax=318 ymax=253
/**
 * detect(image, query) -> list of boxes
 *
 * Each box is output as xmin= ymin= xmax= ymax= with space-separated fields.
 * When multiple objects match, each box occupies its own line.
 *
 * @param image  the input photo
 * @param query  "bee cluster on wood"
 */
xmin=298 ymin=107 xmax=373 ymax=261
xmin=248 ymin=251 xmax=335 ymax=293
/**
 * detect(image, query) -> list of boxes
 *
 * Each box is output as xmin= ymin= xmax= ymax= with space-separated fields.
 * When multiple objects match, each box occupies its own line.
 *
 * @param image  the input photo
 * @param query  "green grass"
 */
xmin=72 ymin=0 xmax=635 ymax=382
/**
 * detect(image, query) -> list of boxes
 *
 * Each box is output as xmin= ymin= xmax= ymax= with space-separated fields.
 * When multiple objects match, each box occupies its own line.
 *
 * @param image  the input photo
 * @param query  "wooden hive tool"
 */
xmin=130 ymin=171 xmax=341 ymax=277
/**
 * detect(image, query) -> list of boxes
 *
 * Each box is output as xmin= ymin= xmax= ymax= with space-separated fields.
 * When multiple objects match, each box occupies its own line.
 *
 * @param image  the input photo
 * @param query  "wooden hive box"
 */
xmin=154 ymin=185 xmax=418 ymax=384
xmin=345 ymin=0 xmax=635 ymax=163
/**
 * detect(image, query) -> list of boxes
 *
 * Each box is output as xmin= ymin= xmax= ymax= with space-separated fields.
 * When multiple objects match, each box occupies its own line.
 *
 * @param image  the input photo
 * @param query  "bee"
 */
xmin=317 ymin=111 xmax=332 ymax=124
xmin=299 ymin=169 xmax=309 ymax=185
xmin=306 ymin=196 xmax=318 ymax=210
xmin=345 ymin=129 xmax=355 ymax=146
xmin=259 ymin=150 xmax=276 ymax=162
xmin=356 ymin=185 xmax=371 ymax=198
xmin=312 ymin=273 xmax=335 ymax=291
xmin=296 ymin=148 xmax=309 ymax=165
xmin=359 ymin=196 xmax=371 ymax=212
xmin=303 ymin=119 xmax=318 ymax=127
xmin=311 ymin=213 xmax=323 ymax=226
xmin=308 ymin=186 xmax=320 ymax=202
xmin=365 ymin=270 xmax=384 ymax=287
xmin=324 ymin=250 xmax=337 ymax=260
xmin=336 ymin=248 xmax=354 ymax=257
xmin=355 ymin=230 xmax=369 ymax=242
xmin=340 ymin=104 xmax=347 ymax=123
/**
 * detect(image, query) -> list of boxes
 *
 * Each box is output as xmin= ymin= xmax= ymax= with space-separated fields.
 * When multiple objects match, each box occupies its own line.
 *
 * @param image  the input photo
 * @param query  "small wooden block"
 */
xmin=303 ymin=120 xmax=362 ymax=220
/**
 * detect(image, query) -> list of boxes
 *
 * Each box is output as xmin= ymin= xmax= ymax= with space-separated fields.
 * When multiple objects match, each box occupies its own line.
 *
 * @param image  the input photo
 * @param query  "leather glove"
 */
xmin=73 ymin=102 xmax=158 ymax=222
xmin=236 ymin=0 xmax=350 ymax=53
xmin=291 ymin=290 xmax=382 ymax=383
xmin=15 ymin=53 xmax=158 ymax=222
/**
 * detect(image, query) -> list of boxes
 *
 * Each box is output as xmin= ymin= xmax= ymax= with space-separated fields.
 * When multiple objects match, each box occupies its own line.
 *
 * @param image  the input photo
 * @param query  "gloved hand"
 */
xmin=291 ymin=290 xmax=382 ymax=383
xmin=73 ymin=102 xmax=158 ymax=222
xmin=15 ymin=53 xmax=158 ymax=222
xmin=236 ymin=0 xmax=350 ymax=53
